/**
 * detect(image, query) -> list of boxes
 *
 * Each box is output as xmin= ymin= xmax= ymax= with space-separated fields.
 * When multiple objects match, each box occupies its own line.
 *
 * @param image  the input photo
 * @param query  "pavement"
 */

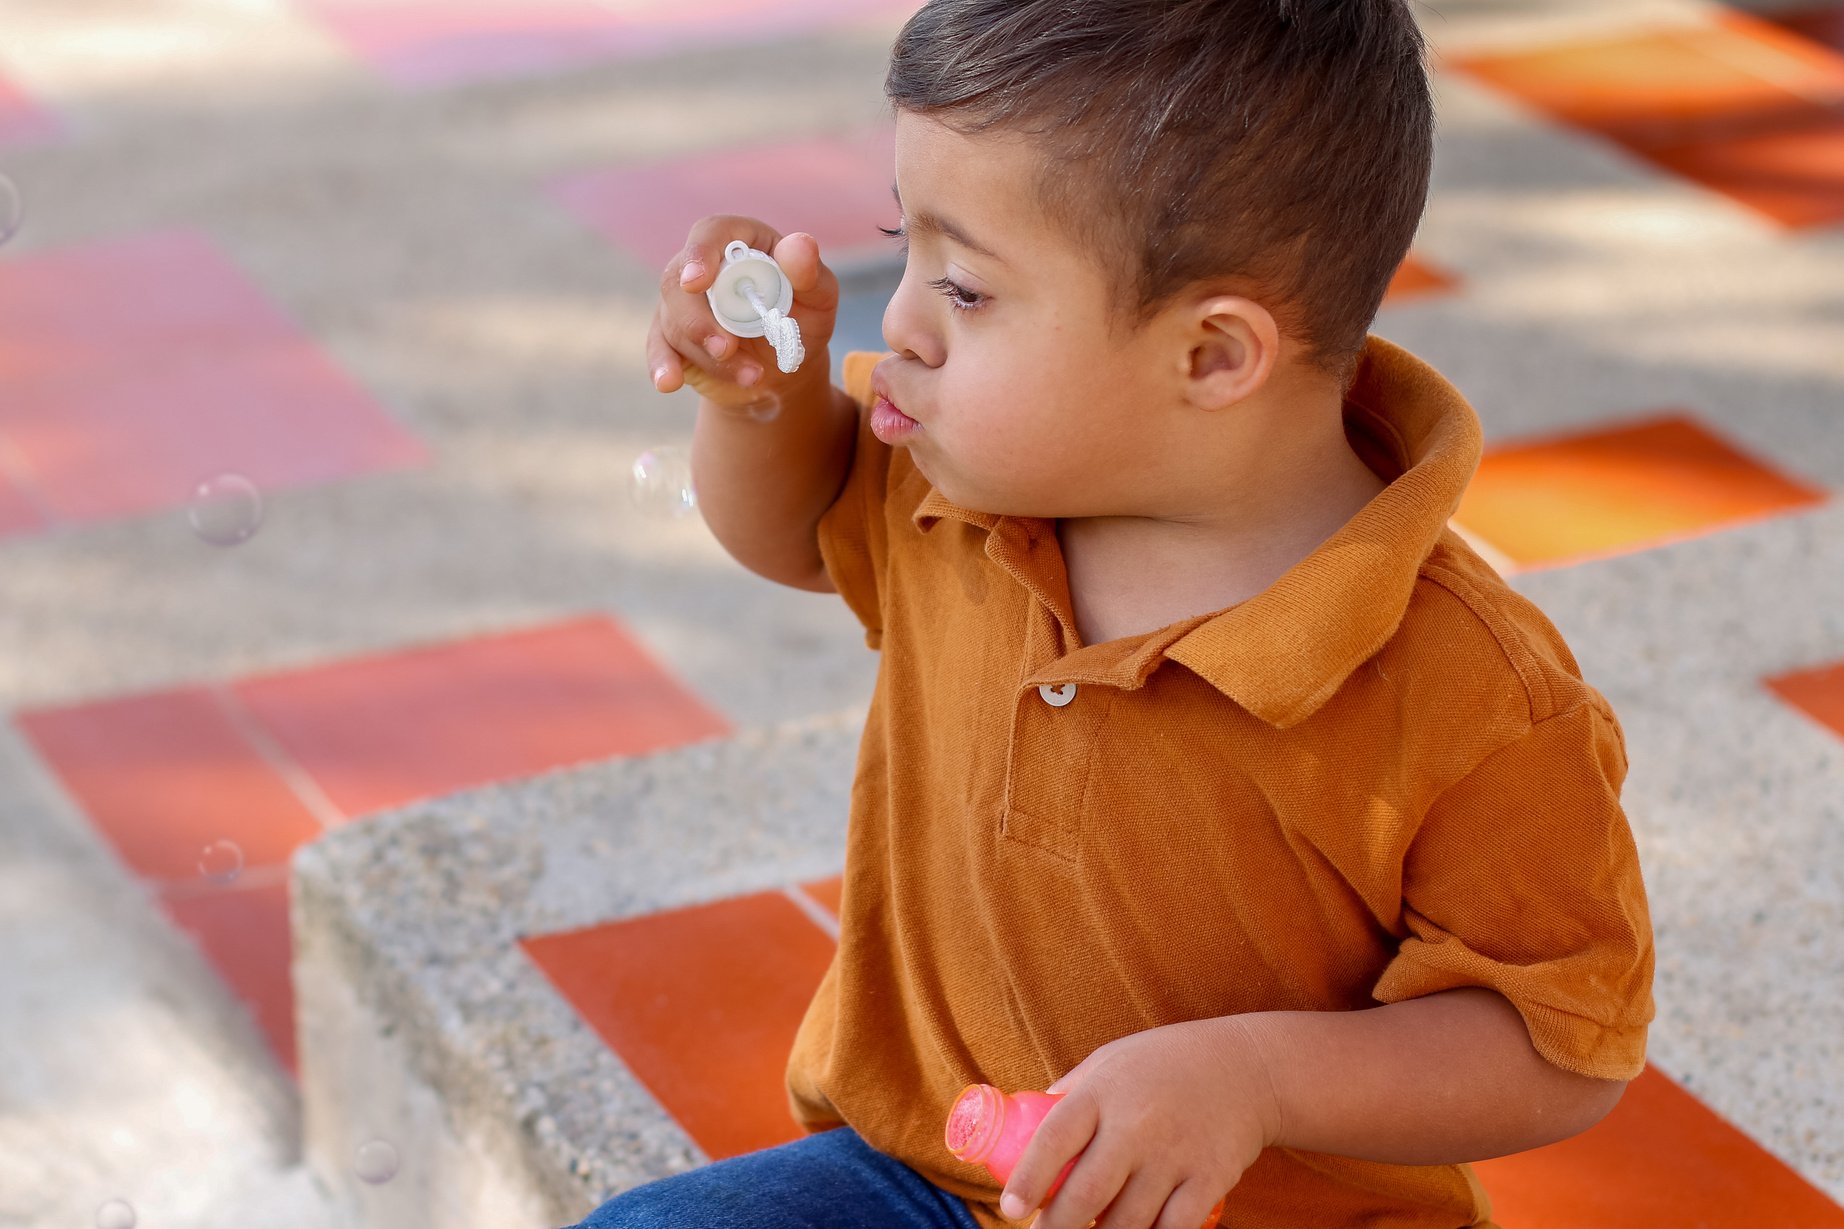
xmin=1 ymin=0 xmax=1841 ymax=1226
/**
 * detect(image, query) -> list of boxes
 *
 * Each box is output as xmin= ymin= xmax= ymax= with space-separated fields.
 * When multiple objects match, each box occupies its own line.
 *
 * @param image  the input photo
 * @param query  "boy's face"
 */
xmin=879 ymin=111 xmax=1185 ymax=519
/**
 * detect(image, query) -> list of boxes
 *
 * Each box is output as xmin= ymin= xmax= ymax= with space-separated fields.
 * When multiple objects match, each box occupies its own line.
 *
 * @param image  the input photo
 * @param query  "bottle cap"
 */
xmin=707 ymin=241 xmax=789 ymax=334
xmin=945 ymin=1083 xmax=1006 ymax=1164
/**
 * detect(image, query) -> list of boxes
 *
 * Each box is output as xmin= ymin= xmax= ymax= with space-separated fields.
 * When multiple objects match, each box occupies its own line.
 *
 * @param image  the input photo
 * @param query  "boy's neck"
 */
xmin=1057 ymin=399 xmax=1388 ymax=649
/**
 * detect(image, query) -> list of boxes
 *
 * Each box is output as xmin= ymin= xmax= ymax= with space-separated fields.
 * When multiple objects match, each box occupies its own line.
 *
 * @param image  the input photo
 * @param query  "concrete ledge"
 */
xmin=292 ymin=707 xmax=863 ymax=1229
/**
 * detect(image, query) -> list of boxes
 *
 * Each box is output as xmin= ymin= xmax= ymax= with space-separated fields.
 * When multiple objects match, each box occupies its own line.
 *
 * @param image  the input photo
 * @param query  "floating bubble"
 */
xmin=629 ymin=446 xmax=696 ymax=518
xmin=354 ymin=1138 xmax=400 ymax=1185
xmin=187 ymin=473 xmax=263 ymax=546
xmin=96 ymin=1200 xmax=136 ymax=1229
xmin=0 ymin=174 xmax=20 ymax=248
xmin=197 ymin=839 xmax=244 ymax=884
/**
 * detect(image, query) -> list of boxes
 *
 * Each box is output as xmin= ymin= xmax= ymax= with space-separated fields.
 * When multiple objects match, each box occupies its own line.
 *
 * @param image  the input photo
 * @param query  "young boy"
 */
xmin=610 ymin=1 xmax=1655 ymax=1226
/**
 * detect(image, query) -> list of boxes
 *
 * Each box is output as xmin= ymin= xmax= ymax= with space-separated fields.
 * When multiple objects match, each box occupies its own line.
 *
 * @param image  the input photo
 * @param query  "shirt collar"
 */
xmin=910 ymin=335 xmax=1484 ymax=728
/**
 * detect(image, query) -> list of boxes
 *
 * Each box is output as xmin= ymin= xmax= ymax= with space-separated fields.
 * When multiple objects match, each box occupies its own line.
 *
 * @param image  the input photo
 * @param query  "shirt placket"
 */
xmin=995 ymin=554 xmax=1111 ymax=864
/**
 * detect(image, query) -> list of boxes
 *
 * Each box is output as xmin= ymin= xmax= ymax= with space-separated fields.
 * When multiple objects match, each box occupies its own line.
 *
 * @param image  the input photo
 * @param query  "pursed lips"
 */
xmin=871 ymin=365 xmax=915 ymax=423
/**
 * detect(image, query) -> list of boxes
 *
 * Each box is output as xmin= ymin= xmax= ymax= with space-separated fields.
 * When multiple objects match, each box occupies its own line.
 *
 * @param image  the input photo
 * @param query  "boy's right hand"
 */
xmin=646 ymin=216 xmax=840 ymax=410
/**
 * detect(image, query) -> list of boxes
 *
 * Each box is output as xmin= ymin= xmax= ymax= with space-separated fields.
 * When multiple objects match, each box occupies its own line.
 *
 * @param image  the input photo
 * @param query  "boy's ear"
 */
xmin=1184 ymin=296 xmax=1279 ymax=410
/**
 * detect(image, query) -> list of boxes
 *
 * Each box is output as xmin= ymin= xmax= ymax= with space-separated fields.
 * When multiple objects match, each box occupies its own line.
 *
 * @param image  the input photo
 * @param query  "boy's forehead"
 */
xmin=892 ymin=114 xmax=1066 ymax=272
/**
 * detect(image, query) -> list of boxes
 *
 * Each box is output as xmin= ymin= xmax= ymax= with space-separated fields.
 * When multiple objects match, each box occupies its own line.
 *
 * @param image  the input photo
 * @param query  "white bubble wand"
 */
xmin=704 ymin=239 xmax=806 ymax=374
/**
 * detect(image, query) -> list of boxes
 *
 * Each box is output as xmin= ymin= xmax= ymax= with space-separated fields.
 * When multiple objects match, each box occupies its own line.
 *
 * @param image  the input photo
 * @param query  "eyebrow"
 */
xmin=891 ymin=181 xmax=1009 ymax=268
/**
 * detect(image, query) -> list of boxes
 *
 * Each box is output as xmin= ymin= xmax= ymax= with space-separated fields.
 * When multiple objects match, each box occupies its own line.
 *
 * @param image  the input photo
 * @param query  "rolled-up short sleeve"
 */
xmin=815 ymin=350 xmax=895 ymax=650
xmin=1372 ymin=699 xmax=1656 ymax=1080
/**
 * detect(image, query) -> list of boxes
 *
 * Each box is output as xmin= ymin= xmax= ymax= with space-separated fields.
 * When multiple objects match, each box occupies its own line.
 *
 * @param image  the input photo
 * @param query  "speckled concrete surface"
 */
xmin=1508 ymin=505 xmax=1844 ymax=1194
xmin=3 ymin=0 xmax=1842 ymax=1222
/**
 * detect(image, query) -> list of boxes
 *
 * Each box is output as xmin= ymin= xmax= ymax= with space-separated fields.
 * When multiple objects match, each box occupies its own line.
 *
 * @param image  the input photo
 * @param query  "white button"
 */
xmin=1038 ymin=682 xmax=1077 ymax=707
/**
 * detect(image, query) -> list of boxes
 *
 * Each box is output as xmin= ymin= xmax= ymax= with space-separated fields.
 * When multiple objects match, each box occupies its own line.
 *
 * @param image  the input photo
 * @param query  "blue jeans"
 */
xmin=564 ymin=1125 xmax=986 ymax=1229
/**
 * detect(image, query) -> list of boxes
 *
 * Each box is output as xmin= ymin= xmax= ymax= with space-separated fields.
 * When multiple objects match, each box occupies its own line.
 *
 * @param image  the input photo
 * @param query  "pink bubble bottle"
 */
xmin=945 ymin=1083 xmax=1226 ymax=1227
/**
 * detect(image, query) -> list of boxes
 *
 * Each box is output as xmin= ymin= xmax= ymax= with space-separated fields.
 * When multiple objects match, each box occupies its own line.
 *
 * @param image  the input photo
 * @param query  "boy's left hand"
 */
xmin=997 ymin=1016 xmax=1280 ymax=1229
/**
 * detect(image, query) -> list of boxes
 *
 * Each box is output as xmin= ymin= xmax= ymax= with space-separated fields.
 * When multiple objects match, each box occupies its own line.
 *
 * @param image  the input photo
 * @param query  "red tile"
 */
xmin=522 ymin=888 xmax=837 ymax=1159
xmin=304 ymin=0 xmax=919 ymax=90
xmin=549 ymin=124 xmax=899 ymax=274
xmin=0 ymin=470 xmax=48 ymax=539
xmin=14 ymin=687 xmax=328 ymax=884
xmin=0 ymin=71 xmax=60 ymax=149
xmin=161 ymin=878 xmax=299 ymax=1076
xmin=233 ymin=615 xmax=731 ymax=818
xmin=1384 ymin=254 xmax=1459 ymax=304
xmin=1642 ymin=109 xmax=1844 ymax=229
xmin=1452 ymin=412 xmax=1829 ymax=569
xmin=1764 ymin=658 xmax=1844 ymax=741
xmin=0 ymin=230 xmax=425 ymax=527
xmin=302 ymin=1 xmax=644 ymax=89
xmin=1474 ymin=1063 xmax=1844 ymax=1225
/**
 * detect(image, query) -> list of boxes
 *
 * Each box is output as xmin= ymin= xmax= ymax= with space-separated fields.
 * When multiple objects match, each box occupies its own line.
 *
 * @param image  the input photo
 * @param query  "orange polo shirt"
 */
xmin=786 ymin=336 xmax=1656 ymax=1229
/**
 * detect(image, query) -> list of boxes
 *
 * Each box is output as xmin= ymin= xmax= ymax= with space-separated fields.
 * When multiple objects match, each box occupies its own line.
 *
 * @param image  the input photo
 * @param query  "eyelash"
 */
xmin=878 ymin=224 xmax=988 ymax=314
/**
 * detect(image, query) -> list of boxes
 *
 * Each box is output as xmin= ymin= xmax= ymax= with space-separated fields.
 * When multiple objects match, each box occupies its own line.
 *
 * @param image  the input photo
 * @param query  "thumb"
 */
xmin=772 ymin=231 xmax=822 ymax=293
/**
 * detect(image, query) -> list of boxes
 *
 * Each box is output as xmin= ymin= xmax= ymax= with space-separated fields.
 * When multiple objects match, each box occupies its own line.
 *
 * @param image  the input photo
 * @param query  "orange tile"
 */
xmin=1452 ymin=412 xmax=1828 ymax=569
xmin=1643 ymin=109 xmax=1844 ymax=228
xmin=1764 ymin=658 xmax=1844 ymax=741
xmin=1770 ymin=4 xmax=1844 ymax=55
xmin=1455 ymin=17 xmax=1844 ymax=148
xmin=14 ymin=687 xmax=327 ymax=883
xmin=233 ymin=615 xmax=731 ymax=819
xmin=800 ymin=874 xmax=844 ymax=921
xmin=1384 ymin=254 xmax=1459 ymax=304
xmin=522 ymin=888 xmax=837 ymax=1159
xmin=161 ymin=877 xmax=298 ymax=1076
xmin=1474 ymin=1063 xmax=1844 ymax=1225
xmin=1708 ymin=9 xmax=1844 ymax=88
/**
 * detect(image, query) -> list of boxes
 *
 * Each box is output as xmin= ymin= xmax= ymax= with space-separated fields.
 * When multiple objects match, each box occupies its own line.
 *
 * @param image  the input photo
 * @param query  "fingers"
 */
xmin=647 ymin=309 xmax=760 ymax=395
xmin=1003 ymin=1099 xmax=1098 ymax=1226
xmin=644 ymin=311 xmax=685 ymax=393
xmin=672 ymin=212 xmax=781 ymax=290
xmin=771 ymin=231 xmax=840 ymax=314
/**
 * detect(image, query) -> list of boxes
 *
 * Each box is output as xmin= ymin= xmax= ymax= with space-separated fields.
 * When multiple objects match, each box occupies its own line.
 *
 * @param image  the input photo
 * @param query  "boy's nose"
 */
xmin=881 ymin=272 xmax=941 ymax=368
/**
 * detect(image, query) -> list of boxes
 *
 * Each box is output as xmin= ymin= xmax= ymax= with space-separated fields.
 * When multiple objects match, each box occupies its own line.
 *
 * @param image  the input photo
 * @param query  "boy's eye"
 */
xmin=927 ymin=275 xmax=985 ymax=313
xmin=877 ymin=224 xmax=987 ymax=314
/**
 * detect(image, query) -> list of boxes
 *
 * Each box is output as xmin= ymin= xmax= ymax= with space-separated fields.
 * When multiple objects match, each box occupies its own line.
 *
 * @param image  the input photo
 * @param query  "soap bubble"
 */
xmin=188 ymin=473 xmax=263 ymax=546
xmin=0 ymin=174 xmax=20 ymax=247
xmin=629 ymin=446 xmax=696 ymax=518
xmin=197 ymin=839 xmax=244 ymax=884
xmin=354 ymin=1138 xmax=400 ymax=1185
xmin=96 ymin=1200 xmax=136 ymax=1229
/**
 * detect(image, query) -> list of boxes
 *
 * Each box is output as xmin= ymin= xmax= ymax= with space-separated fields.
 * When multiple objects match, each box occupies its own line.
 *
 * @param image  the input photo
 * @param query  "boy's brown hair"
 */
xmin=884 ymin=0 xmax=1436 ymax=388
